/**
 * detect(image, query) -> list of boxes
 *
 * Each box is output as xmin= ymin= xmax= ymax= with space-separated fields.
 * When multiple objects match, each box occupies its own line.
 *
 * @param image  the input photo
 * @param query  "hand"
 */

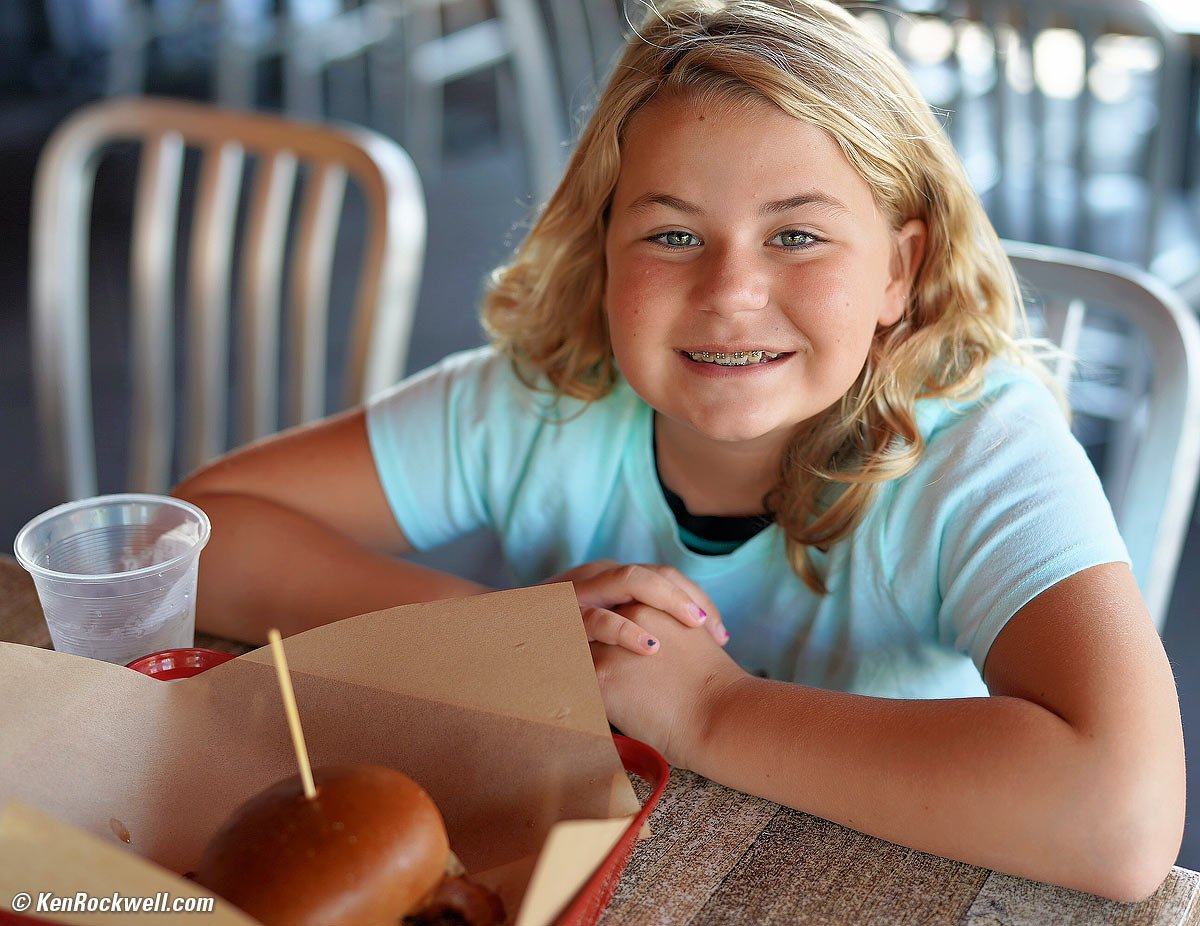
xmin=591 ymin=603 xmax=746 ymax=768
xmin=545 ymin=560 xmax=728 ymax=654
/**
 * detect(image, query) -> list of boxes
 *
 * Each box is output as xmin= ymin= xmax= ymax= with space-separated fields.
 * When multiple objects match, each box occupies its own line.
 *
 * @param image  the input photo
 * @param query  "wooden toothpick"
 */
xmin=268 ymin=628 xmax=317 ymax=800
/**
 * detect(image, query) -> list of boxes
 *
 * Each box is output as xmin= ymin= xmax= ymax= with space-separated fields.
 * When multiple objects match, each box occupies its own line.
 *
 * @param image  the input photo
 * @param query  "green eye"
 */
xmin=774 ymin=230 xmax=817 ymax=248
xmin=653 ymin=231 xmax=700 ymax=248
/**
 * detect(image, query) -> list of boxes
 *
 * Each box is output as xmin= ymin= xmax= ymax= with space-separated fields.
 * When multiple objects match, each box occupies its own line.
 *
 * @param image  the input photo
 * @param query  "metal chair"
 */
xmin=1004 ymin=239 xmax=1200 ymax=629
xmin=212 ymin=0 xmax=567 ymax=203
xmin=538 ymin=0 xmax=627 ymax=132
xmin=30 ymin=96 xmax=427 ymax=502
xmin=852 ymin=0 xmax=1200 ymax=304
xmin=387 ymin=0 xmax=567 ymax=200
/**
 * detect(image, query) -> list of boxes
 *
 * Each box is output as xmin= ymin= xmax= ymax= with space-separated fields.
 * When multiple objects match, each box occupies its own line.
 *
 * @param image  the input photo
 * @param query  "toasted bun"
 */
xmin=196 ymin=764 xmax=450 ymax=926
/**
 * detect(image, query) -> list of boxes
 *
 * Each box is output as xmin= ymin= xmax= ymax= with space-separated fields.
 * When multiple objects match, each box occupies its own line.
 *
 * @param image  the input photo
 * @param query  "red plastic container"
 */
xmin=0 ymin=649 xmax=669 ymax=926
xmin=125 ymin=647 xmax=236 ymax=679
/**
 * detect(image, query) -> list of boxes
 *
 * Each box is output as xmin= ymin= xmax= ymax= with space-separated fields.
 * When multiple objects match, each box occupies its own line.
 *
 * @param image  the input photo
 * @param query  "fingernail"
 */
xmin=689 ymin=604 xmax=707 ymax=624
xmin=719 ymin=626 xmax=730 ymax=643
xmin=641 ymin=635 xmax=659 ymax=651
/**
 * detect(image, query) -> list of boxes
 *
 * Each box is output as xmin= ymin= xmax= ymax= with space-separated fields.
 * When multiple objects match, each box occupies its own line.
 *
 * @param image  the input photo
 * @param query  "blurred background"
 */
xmin=1 ymin=0 xmax=1199 ymax=870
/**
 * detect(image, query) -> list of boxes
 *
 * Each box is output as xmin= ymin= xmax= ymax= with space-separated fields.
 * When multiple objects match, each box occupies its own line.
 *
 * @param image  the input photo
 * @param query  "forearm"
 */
xmin=183 ymin=491 xmax=491 ymax=643
xmin=691 ymin=675 xmax=1180 ymax=900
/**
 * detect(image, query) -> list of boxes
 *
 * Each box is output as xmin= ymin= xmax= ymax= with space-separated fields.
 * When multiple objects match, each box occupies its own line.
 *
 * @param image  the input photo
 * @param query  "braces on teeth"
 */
xmin=686 ymin=350 xmax=782 ymax=366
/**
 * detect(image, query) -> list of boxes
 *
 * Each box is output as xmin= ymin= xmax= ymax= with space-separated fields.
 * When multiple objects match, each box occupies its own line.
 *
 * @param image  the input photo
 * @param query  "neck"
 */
xmin=653 ymin=415 xmax=785 ymax=517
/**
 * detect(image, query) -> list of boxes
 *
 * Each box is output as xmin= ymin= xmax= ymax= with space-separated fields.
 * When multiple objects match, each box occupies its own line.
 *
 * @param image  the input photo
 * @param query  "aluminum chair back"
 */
xmin=1004 ymin=239 xmax=1200 ymax=629
xmin=31 ymin=96 xmax=426 ymax=501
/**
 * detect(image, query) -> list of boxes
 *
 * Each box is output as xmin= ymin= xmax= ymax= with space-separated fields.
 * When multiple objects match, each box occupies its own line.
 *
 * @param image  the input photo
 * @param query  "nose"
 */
xmin=695 ymin=245 xmax=770 ymax=316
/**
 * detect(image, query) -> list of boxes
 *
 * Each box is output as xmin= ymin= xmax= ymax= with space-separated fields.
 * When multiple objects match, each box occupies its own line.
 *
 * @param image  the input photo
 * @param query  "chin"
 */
xmin=678 ymin=411 xmax=790 ymax=445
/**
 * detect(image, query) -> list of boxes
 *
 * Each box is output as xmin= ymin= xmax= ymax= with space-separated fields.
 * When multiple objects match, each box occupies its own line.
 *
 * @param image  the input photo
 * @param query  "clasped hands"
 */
xmin=544 ymin=561 xmax=748 ymax=768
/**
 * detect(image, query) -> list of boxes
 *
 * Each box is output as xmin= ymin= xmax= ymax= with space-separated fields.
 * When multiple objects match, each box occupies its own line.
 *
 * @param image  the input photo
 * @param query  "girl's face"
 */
xmin=604 ymin=93 xmax=925 ymax=458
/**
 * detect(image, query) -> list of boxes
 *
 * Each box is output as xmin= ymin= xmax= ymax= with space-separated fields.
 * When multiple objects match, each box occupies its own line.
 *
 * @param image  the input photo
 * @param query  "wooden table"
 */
xmin=1 ymin=554 xmax=1198 ymax=925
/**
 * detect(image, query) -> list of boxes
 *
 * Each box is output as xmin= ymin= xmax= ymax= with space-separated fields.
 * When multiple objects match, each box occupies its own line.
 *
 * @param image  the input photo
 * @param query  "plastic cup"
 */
xmin=14 ymin=494 xmax=211 ymax=665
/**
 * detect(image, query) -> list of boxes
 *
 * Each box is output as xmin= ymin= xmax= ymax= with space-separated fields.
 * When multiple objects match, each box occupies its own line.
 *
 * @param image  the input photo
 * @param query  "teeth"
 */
xmin=685 ymin=350 xmax=781 ymax=366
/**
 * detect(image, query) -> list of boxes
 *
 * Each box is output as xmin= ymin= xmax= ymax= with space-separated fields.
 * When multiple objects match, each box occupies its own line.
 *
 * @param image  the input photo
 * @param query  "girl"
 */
xmin=175 ymin=0 xmax=1185 ymax=901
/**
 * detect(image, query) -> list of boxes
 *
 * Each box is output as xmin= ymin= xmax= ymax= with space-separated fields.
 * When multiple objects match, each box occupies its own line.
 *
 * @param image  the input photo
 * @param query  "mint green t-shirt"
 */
xmin=366 ymin=346 xmax=1129 ymax=699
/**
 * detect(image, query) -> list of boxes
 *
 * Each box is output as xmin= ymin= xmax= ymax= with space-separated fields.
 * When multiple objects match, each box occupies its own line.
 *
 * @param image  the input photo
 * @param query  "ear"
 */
xmin=878 ymin=218 xmax=927 ymax=327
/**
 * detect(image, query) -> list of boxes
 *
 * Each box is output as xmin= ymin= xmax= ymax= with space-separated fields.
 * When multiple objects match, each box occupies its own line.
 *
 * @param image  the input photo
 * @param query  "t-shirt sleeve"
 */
xmin=364 ymin=347 xmax=521 ymax=550
xmin=884 ymin=372 xmax=1131 ymax=675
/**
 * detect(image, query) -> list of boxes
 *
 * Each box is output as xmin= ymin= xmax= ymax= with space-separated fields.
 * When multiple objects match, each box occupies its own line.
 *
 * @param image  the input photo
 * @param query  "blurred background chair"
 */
xmin=102 ymin=0 xmax=231 ymax=97
xmin=851 ymin=0 xmax=1200 ymax=306
xmin=537 ymin=0 xmax=625 ymax=130
xmin=214 ymin=0 xmax=567 ymax=202
xmin=1004 ymin=239 xmax=1200 ymax=629
xmin=30 ymin=95 xmax=426 ymax=502
xmin=380 ymin=0 xmax=566 ymax=200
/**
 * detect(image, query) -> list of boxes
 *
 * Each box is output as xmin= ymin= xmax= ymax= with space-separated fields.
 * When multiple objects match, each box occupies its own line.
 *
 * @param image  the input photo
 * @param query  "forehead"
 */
xmin=613 ymin=91 xmax=881 ymax=215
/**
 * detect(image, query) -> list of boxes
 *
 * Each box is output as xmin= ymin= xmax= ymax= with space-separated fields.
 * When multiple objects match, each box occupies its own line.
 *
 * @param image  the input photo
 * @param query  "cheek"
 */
xmin=790 ymin=269 xmax=890 ymax=345
xmin=607 ymin=260 xmax=672 ymax=326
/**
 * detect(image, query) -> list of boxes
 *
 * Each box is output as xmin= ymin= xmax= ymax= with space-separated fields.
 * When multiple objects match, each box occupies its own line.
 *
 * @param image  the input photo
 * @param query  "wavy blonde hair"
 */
xmin=482 ymin=0 xmax=1046 ymax=591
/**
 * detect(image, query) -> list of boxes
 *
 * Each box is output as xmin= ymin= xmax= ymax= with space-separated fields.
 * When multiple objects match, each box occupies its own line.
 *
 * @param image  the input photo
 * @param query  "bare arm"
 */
xmin=593 ymin=562 xmax=1185 ymax=902
xmin=173 ymin=408 xmax=491 ymax=643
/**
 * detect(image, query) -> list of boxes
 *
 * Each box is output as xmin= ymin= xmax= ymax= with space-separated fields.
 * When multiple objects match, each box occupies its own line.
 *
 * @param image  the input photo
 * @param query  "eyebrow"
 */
xmin=625 ymin=190 xmax=851 ymax=217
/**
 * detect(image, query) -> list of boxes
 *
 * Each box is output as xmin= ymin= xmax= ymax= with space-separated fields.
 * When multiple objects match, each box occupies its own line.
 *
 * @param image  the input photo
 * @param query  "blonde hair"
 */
xmin=482 ymin=0 xmax=1045 ymax=592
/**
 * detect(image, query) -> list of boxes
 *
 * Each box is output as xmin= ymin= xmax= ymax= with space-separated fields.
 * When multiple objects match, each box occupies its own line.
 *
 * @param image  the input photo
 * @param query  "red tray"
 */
xmin=555 ymin=733 xmax=669 ymax=925
xmin=0 ymin=649 xmax=670 ymax=926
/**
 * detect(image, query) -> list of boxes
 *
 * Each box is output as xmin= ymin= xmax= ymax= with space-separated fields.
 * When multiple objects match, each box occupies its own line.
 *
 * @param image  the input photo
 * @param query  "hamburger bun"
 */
xmin=196 ymin=764 xmax=449 ymax=926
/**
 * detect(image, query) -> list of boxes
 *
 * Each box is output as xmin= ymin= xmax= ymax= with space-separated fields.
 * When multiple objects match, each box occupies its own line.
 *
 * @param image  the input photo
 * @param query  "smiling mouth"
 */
xmin=683 ymin=350 xmax=787 ymax=366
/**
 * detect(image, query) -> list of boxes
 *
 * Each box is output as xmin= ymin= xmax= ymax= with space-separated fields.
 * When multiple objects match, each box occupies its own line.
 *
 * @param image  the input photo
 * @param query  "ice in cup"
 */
xmin=14 ymin=494 xmax=211 ymax=665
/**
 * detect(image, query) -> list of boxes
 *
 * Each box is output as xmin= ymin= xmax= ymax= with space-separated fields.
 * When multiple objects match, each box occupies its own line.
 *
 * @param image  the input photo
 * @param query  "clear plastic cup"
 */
xmin=14 ymin=494 xmax=211 ymax=665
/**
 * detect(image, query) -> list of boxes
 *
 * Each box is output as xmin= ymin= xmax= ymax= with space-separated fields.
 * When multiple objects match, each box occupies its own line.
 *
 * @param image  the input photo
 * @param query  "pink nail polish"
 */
xmin=689 ymin=604 xmax=707 ymax=623
xmin=719 ymin=626 xmax=730 ymax=642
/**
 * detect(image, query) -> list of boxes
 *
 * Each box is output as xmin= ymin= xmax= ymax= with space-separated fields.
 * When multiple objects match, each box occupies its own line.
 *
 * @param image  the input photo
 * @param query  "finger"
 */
xmin=648 ymin=563 xmax=720 ymax=623
xmin=574 ymin=564 xmax=709 ymax=630
xmin=581 ymin=606 xmax=661 ymax=654
xmin=639 ymin=564 xmax=729 ymax=645
xmin=567 ymin=559 xmax=619 ymax=581
xmin=545 ymin=559 xmax=618 ymax=585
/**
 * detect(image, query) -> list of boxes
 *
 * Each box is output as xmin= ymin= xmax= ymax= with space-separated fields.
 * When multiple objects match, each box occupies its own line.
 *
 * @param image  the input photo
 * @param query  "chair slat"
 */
xmin=1073 ymin=15 xmax=1097 ymax=254
xmin=184 ymin=139 xmax=245 ymax=474
xmin=129 ymin=130 xmax=185 ymax=493
xmin=31 ymin=123 xmax=100 ymax=499
xmin=1146 ymin=29 xmax=1188 ymax=270
xmin=1040 ymin=294 xmax=1087 ymax=391
xmin=238 ymin=150 xmax=298 ymax=444
xmin=288 ymin=162 xmax=347 ymax=426
xmin=580 ymin=0 xmax=624 ymax=88
xmin=493 ymin=0 xmax=567 ymax=202
xmin=545 ymin=0 xmax=594 ymax=120
xmin=1024 ymin=8 xmax=1048 ymax=245
xmin=346 ymin=140 xmax=425 ymax=406
xmin=983 ymin=2 xmax=1009 ymax=233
